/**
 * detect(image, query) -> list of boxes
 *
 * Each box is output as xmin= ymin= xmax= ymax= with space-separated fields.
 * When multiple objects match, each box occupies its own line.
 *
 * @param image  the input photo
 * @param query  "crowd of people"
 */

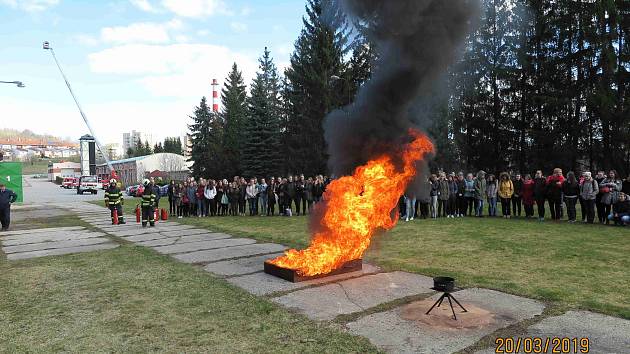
xmin=405 ymin=169 xmax=630 ymax=226
xmin=160 ymin=169 xmax=630 ymax=227
xmin=165 ymin=175 xmax=329 ymax=218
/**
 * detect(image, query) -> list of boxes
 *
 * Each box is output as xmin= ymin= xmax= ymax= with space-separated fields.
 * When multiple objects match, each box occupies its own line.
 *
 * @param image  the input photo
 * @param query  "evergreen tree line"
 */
xmin=189 ymin=0 xmax=630 ymax=180
xmin=126 ymin=137 xmax=182 ymax=158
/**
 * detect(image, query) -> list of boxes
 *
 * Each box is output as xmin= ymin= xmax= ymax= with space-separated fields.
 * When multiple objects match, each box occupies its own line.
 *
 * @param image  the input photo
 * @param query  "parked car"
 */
xmin=77 ymin=175 xmax=99 ymax=195
xmin=62 ymin=177 xmax=78 ymax=189
xmin=159 ymin=185 xmax=169 ymax=197
xmin=126 ymin=185 xmax=139 ymax=196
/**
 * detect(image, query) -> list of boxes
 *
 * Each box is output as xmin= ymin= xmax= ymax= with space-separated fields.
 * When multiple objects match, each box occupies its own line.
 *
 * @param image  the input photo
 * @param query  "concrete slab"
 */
xmin=0 ymin=226 xmax=85 ymax=237
xmin=173 ymin=243 xmax=287 ymax=264
xmin=151 ymin=238 xmax=256 ymax=254
xmin=6 ymin=243 xmax=119 ymax=260
xmin=346 ymin=288 xmax=545 ymax=354
xmin=2 ymin=231 xmax=106 ymax=246
xmin=229 ymin=263 xmax=381 ymax=297
xmin=159 ymin=229 xmax=212 ymax=237
xmin=109 ymin=225 xmax=194 ymax=237
xmin=3 ymin=237 xmax=111 ymax=254
xmin=203 ymin=253 xmax=285 ymax=276
xmin=473 ymin=310 xmax=630 ymax=354
xmin=272 ymin=271 xmax=432 ymax=320
xmin=136 ymin=233 xmax=232 ymax=247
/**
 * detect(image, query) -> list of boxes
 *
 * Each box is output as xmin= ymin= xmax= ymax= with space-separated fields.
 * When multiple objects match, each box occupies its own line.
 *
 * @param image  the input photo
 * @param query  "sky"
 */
xmin=0 ymin=0 xmax=304 ymax=147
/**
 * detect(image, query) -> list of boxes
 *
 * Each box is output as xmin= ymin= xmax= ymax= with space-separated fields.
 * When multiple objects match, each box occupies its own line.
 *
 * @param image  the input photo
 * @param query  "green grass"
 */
xmin=0 ymin=245 xmax=377 ymax=353
xmin=104 ymin=199 xmax=630 ymax=320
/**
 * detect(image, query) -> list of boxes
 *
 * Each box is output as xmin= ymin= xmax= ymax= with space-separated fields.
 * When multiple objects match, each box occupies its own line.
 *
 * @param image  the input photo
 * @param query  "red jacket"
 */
xmin=522 ymin=180 xmax=534 ymax=205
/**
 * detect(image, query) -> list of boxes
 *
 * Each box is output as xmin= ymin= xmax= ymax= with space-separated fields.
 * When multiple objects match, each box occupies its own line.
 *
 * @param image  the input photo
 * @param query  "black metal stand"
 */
xmin=425 ymin=292 xmax=468 ymax=320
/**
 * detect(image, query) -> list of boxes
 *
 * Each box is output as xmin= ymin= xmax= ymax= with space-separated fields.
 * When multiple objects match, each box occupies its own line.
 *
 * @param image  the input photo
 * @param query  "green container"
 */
xmin=0 ymin=162 xmax=23 ymax=203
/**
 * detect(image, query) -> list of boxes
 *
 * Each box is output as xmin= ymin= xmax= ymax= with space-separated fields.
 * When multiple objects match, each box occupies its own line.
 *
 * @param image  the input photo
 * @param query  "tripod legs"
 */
xmin=425 ymin=292 xmax=468 ymax=320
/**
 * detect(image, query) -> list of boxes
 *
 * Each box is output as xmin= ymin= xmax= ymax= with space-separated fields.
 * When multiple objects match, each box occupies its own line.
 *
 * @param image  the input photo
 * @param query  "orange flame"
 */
xmin=269 ymin=130 xmax=434 ymax=276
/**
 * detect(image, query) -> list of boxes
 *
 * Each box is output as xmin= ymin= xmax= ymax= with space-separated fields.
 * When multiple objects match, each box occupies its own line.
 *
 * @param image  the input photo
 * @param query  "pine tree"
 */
xmin=241 ymin=47 xmax=283 ymax=178
xmin=153 ymin=142 xmax=163 ymax=153
xmin=188 ymin=97 xmax=212 ymax=177
xmin=221 ymin=63 xmax=248 ymax=177
xmin=284 ymin=0 xmax=349 ymax=175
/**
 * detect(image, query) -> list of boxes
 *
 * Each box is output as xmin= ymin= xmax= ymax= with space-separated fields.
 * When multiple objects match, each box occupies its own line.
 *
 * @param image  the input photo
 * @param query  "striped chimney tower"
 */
xmin=211 ymin=79 xmax=219 ymax=112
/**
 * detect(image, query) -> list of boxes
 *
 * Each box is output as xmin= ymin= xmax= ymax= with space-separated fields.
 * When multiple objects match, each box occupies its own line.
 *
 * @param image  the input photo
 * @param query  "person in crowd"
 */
xmin=577 ymin=171 xmax=586 ymax=222
xmin=464 ymin=173 xmax=475 ymax=216
xmin=295 ymin=175 xmax=305 ymax=216
xmin=546 ymin=168 xmax=565 ymax=221
xmin=498 ymin=172 xmax=513 ymax=218
xmin=267 ymin=177 xmax=277 ymax=216
xmin=579 ymin=171 xmax=598 ymax=224
xmin=511 ymin=174 xmax=523 ymax=217
xmin=447 ymin=173 xmax=458 ymax=218
xmin=600 ymin=170 xmax=622 ymax=225
xmin=595 ymin=171 xmax=607 ymax=223
xmin=196 ymin=179 xmax=206 ymax=217
xmin=437 ymin=172 xmax=449 ymax=218
xmin=474 ymin=170 xmax=487 ymax=217
xmin=622 ymin=175 xmax=630 ymax=195
xmin=305 ymin=176 xmax=314 ymax=212
xmin=533 ymin=170 xmax=547 ymax=221
xmin=486 ymin=174 xmax=498 ymax=217
xmin=286 ymin=175 xmax=296 ymax=215
xmin=522 ymin=174 xmax=535 ymax=218
xmin=429 ymin=174 xmax=439 ymax=218
xmin=404 ymin=190 xmax=417 ymax=222
xmin=221 ymin=179 xmax=230 ymax=215
xmin=278 ymin=177 xmax=288 ymax=215
xmin=187 ymin=180 xmax=198 ymax=217
xmin=140 ymin=179 xmax=156 ymax=227
xmin=238 ymin=177 xmax=247 ymax=216
xmin=0 ymin=183 xmax=18 ymax=231
xmin=229 ymin=181 xmax=240 ymax=216
xmin=167 ymin=180 xmax=176 ymax=216
xmin=174 ymin=182 xmax=184 ymax=219
xmin=562 ymin=171 xmax=580 ymax=223
xmin=313 ymin=176 xmax=324 ymax=204
xmin=609 ymin=192 xmax=630 ymax=226
xmin=259 ymin=178 xmax=268 ymax=216
xmin=205 ymin=179 xmax=217 ymax=216
xmin=418 ymin=177 xmax=431 ymax=219
xmin=246 ymin=178 xmax=258 ymax=216
xmin=215 ymin=180 xmax=224 ymax=216
xmin=456 ymin=172 xmax=466 ymax=217
xmin=149 ymin=177 xmax=161 ymax=210
xmin=181 ymin=181 xmax=190 ymax=217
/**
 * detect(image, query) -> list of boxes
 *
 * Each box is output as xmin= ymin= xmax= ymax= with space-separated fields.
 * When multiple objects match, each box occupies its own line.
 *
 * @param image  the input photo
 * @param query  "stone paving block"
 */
xmin=159 ymin=229 xmax=212 ymax=237
xmin=173 ymin=243 xmax=287 ymax=264
xmin=272 ymin=271 xmax=432 ymax=320
xmin=109 ymin=225 xmax=194 ymax=237
xmin=203 ymin=253 xmax=285 ymax=276
xmin=136 ymin=233 xmax=232 ymax=247
xmin=151 ymin=238 xmax=256 ymax=254
xmin=3 ymin=237 xmax=111 ymax=254
xmin=346 ymin=288 xmax=545 ymax=354
xmin=6 ymin=243 xmax=119 ymax=260
xmin=2 ymin=231 xmax=106 ymax=246
xmin=1 ymin=226 xmax=85 ymax=237
xmin=120 ymin=233 xmax=172 ymax=243
xmin=473 ymin=310 xmax=630 ymax=354
xmin=229 ymin=263 xmax=381 ymax=297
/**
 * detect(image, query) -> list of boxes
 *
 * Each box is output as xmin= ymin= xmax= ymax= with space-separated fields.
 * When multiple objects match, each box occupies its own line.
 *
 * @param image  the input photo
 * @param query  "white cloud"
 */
xmin=196 ymin=29 xmax=210 ymax=37
xmin=100 ymin=19 xmax=182 ymax=44
xmin=73 ymin=34 xmax=99 ymax=47
xmin=129 ymin=0 xmax=156 ymax=12
xmin=161 ymin=0 xmax=230 ymax=18
xmin=230 ymin=22 xmax=247 ymax=33
xmin=174 ymin=35 xmax=190 ymax=43
xmin=1 ymin=0 xmax=58 ymax=11
xmin=87 ymin=43 xmax=257 ymax=98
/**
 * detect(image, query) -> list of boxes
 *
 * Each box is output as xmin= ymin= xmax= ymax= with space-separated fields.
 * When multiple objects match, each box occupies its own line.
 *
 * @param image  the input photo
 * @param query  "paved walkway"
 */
xmin=5 ymin=201 xmax=630 ymax=353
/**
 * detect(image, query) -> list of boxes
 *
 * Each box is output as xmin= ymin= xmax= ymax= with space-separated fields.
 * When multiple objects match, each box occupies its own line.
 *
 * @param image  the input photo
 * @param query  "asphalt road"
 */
xmin=22 ymin=175 xmax=103 ymax=205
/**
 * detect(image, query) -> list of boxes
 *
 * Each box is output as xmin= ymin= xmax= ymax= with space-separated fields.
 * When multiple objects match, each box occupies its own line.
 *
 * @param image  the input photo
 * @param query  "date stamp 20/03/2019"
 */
xmin=495 ymin=337 xmax=590 ymax=353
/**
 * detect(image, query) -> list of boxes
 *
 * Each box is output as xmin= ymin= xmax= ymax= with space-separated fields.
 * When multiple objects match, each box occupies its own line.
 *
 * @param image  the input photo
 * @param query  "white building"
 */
xmin=47 ymin=161 xmax=82 ymax=181
xmin=122 ymin=130 xmax=153 ymax=154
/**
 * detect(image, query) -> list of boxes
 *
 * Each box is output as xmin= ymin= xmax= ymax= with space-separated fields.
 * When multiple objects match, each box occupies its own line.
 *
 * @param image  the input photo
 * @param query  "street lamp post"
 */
xmin=42 ymin=41 xmax=115 ymax=175
xmin=0 ymin=80 xmax=25 ymax=88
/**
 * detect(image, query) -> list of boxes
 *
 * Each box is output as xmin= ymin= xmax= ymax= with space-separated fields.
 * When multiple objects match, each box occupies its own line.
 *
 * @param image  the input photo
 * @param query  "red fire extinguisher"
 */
xmin=161 ymin=208 xmax=168 ymax=221
xmin=154 ymin=208 xmax=160 ymax=222
xmin=112 ymin=210 xmax=119 ymax=225
xmin=135 ymin=205 xmax=141 ymax=223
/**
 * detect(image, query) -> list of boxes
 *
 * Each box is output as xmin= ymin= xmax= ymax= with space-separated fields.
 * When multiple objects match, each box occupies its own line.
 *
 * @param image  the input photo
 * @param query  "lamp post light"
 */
xmin=0 ymin=81 xmax=25 ymax=88
xmin=42 ymin=41 xmax=115 ymax=175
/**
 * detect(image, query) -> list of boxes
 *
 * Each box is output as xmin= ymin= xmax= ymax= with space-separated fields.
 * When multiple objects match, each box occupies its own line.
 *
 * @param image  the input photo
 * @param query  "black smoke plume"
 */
xmin=325 ymin=0 xmax=480 ymax=177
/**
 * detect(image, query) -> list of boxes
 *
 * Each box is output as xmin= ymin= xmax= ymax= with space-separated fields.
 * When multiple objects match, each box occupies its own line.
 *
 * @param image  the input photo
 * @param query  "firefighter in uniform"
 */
xmin=141 ymin=179 xmax=156 ymax=227
xmin=104 ymin=179 xmax=126 ymax=224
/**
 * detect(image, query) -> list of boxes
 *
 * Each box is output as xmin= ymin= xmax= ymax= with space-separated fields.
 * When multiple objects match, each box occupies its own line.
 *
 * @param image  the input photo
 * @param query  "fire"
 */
xmin=269 ymin=130 xmax=434 ymax=276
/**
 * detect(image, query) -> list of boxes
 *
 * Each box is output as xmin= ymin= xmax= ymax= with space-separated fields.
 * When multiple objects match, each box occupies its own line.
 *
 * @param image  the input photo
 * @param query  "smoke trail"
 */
xmin=324 ymin=0 xmax=480 ymax=176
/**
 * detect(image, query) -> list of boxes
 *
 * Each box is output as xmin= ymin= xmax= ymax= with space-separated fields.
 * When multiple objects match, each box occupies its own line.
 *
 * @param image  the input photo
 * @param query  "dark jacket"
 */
xmin=513 ymin=179 xmax=523 ymax=197
xmin=0 ymin=188 xmax=17 ymax=208
xmin=286 ymin=181 xmax=296 ymax=198
xmin=456 ymin=179 xmax=466 ymax=197
xmin=533 ymin=177 xmax=547 ymax=200
xmin=612 ymin=200 xmax=630 ymax=215
xmin=562 ymin=181 xmax=580 ymax=198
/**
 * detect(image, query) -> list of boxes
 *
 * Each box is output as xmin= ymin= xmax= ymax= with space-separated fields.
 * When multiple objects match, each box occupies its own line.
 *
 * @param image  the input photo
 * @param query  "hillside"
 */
xmin=0 ymin=129 xmax=74 ymax=145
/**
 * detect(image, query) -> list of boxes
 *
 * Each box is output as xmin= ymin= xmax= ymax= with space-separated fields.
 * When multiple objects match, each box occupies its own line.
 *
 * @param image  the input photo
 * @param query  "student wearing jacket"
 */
xmin=562 ymin=172 xmax=580 ymax=222
xmin=437 ymin=172 xmax=449 ymax=218
xmin=546 ymin=168 xmax=565 ymax=221
xmin=447 ymin=173 xmax=458 ymax=218
xmin=498 ymin=172 xmax=514 ymax=218
xmin=204 ymin=180 xmax=217 ymax=216
xmin=246 ymin=179 xmax=258 ymax=216
xmin=167 ymin=180 xmax=176 ymax=216
xmin=533 ymin=170 xmax=547 ymax=221
xmin=511 ymin=174 xmax=523 ymax=217
xmin=600 ymin=170 xmax=622 ymax=224
xmin=486 ymin=174 xmax=498 ymax=217
xmin=0 ymin=183 xmax=18 ymax=231
xmin=521 ymin=174 xmax=535 ymax=218
xmin=464 ymin=173 xmax=476 ymax=216
xmin=594 ymin=171 xmax=607 ymax=223
xmin=266 ymin=178 xmax=277 ymax=216
xmin=195 ymin=179 xmax=206 ymax=217
xmin=429 ymin=175 xmax=439 ymax=218
xmin=456 ymin=172 xmax=466 ymax=217
xmin=474 ymin=170 xmax=487 ymax=217
xmin=579 ymin=172 xmax=598 ymax=224
xmin=609 ymin=192 xmax=630 ymax=226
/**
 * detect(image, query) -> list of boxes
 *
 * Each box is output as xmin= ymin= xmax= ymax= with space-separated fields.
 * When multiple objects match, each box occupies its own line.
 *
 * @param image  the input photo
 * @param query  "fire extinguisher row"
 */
xmin=134 ymin=205 xmax=169 ymax=224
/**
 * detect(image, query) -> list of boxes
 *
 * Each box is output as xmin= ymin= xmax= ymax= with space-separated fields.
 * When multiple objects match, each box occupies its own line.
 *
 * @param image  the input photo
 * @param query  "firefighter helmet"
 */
xmin=110 ymin=179 xmax=117 ymax=185
xmin=142 ymin=178 xmax=150 ymax=186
